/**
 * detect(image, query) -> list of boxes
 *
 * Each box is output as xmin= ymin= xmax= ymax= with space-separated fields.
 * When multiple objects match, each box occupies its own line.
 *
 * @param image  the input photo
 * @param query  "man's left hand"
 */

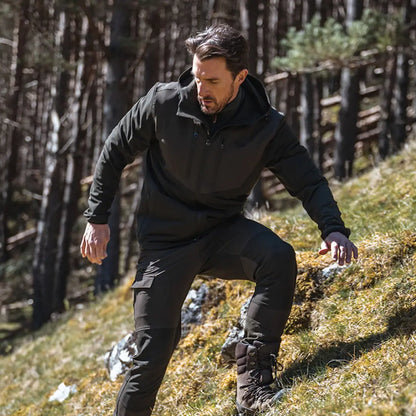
xmin=319 ymin=231 xmax=358 ymax=266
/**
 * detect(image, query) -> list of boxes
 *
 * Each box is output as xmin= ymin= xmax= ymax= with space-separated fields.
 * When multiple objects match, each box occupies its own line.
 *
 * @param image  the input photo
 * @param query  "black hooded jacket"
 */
xmin=84 ymin=68 xmax=350 ymax=250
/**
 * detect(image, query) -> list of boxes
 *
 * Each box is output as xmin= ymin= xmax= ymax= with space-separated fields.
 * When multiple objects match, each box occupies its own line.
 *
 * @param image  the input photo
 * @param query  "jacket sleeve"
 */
xmin=265 ymin=118 xmax=350 ymax=240
xmin=84 ymin=84 xmax=157 ymax=224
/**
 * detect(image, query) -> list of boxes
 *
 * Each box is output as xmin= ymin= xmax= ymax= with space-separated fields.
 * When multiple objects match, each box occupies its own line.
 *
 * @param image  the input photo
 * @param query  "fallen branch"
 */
xmin=6 ymin=228 xmax=37 ymax=251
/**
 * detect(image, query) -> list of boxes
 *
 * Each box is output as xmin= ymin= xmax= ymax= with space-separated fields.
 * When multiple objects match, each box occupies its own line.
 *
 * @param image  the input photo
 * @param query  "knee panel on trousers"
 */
xmin=242 ymin=232 xmax=297 ymax=312
xmin=256 ymin=240 xmax=296 ymax=280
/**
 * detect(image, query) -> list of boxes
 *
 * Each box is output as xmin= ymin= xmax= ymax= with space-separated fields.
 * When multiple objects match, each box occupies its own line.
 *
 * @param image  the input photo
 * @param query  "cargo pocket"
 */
xmin=131 ymin=276 xmax=154 ymax=289
xmin=131 ymin=255 xmax=154 ymax=289
xmin=132 ymin=271 xmax=155 ymax=331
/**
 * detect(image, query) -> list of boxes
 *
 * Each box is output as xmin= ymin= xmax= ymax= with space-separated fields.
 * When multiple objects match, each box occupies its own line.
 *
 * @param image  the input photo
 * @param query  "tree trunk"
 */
xmin=261 ymin=0 xmax=270 ymax=78
xmin=95 ymin=0 xmax=131 ymax=294
xmin=392 ymin=53 xmax=409 ymax=151
xmin=0 ymin=0 xmax=30 ymax=261
xmin=392 ymin=0 xmax=411 ymax=152
xmin=276 ymin=0 xmax=288 ymax=57
xmin=32 ymin=10 xmax=70 ymax=329
xmin=334 ymin=68 xmax=361 ymax=178
xmin=300 ymin=75 xmax=315 ymax=156
xmin=247 ymin=0 xmax=259 ymax=76
xmin=144 ymin=6 xmax=161 ymax=90
xmin=285 ymin=0 xmax=302 ymax=135
xmin=55 ymin=15 xmax=90 ymax=304
xmin=300 ymin=0 xmax=319 ymax=167
xmin=378 ymin=54 xmax=397 ymax=159
xmin=211 ymin=0 xmax=239 ymax=26
xmin=333 ymin=0 xmax=363 ymax=179
xmin=314 ymin=77 xmax=324 ymax=170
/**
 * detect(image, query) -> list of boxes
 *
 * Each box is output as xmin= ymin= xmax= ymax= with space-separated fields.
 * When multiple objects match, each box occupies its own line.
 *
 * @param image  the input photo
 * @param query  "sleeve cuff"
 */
xmin=83 ymin=209 xmax=109 ymax=224
xmin=321 ymin=226 xmax=351 ymax=240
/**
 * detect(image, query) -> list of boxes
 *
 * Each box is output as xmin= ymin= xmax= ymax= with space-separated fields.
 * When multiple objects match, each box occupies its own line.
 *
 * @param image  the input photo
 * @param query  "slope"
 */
xmin=0 ymin=139 xmax=416 ymax=416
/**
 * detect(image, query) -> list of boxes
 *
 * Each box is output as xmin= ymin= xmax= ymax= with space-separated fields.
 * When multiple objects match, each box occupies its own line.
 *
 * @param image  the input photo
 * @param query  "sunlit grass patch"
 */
xmin=271 ymin=333 xmax=416 ymax=416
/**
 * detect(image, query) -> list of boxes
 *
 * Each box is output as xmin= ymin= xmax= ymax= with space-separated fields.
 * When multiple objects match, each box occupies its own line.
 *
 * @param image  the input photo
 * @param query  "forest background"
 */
xmin=0 ymin=0 xmax=415 ymax=335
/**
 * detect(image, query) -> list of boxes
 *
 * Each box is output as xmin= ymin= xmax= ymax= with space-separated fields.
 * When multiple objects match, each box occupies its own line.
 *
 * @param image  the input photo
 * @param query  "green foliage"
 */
xmin=276 ymin=16 xmax=352 ymax=71
xmin=273 ymin=9 xmax=406 ymax=73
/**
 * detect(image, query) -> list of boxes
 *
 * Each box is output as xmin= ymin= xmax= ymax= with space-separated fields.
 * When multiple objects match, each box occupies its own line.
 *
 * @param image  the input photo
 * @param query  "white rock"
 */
xmin=109 ymin=361 xmax=124 ymax=382
xmin=322 ymin=263 xmax=347 ymax=279
xmin=48 ymin=382 xmax=77 ymax=402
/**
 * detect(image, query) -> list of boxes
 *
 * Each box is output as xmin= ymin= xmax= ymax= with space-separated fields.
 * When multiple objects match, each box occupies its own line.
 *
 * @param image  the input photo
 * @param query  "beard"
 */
xmin=198 ymin=84 xmax=235 ymax=115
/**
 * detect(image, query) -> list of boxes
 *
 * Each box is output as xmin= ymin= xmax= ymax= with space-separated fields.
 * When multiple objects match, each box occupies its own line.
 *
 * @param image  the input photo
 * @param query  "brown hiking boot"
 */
xmin=235 ymin=340 xmax=285 ymax=415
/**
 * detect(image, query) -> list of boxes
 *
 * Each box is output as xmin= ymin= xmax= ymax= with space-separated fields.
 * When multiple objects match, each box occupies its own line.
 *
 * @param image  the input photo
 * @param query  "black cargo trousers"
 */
xmin=114 ymin=216 xmax=297 ymax=416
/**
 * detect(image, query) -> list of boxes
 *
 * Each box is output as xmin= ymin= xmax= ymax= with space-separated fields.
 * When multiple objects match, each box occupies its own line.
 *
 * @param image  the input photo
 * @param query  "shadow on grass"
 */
xmin=281 ymin=305 xmax=416 ymax=384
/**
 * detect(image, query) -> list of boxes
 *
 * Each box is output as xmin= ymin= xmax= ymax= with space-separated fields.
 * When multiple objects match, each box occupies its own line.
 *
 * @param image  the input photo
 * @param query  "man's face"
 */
xmin=192 ymin=55 xmax=247 ymax=116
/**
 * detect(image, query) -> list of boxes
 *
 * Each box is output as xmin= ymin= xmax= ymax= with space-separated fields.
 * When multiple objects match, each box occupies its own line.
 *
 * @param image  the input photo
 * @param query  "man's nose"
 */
xmin=198 ymin=82 xmax=209 ymax=97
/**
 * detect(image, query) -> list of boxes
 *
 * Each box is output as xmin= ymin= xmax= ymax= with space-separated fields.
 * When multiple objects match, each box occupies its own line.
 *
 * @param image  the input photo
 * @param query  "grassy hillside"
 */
xmin=1 ymin=140 xmax=416 ymax=416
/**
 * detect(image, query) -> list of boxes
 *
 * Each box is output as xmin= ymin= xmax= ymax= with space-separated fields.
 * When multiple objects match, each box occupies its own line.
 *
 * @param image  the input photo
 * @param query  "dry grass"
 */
xmin=1 ymin=139 xmax=416 ymax=415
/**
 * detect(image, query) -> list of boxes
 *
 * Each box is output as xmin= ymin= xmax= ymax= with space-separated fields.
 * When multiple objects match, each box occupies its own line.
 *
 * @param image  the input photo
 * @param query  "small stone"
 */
xmin=48 ymin=382 xmax=77 ymax=403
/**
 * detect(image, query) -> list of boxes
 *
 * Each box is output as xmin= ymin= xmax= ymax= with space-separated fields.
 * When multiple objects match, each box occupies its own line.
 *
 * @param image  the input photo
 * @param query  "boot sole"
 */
xmin=235 ymin=389 xmax=287 ymax=415
xmin=236 ymin=401 xmax=257 ymax=416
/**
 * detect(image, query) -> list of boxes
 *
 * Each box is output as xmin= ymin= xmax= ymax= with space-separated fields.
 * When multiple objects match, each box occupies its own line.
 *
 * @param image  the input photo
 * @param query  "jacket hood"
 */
xmin=177 ymin=67 xmax=271 ymax=125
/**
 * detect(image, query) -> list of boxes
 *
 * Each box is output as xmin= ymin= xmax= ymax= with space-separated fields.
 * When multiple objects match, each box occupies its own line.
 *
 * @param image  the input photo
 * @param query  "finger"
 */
xmin=346 ymin=243 xmax=359 ymax=264
xmin=331 ymin=241 xmax=338 ymax=262
xmin=345 ymin=246 xmax=352 ymax=264
xmin=86 ymin=241 xmax=98 ymax=264
xmin=352 ymin=244 xmax=359 ymax=259
xmin=95 ymin=242 xmax=105 ymax=261
xmin=319 ymin=241 xmax=330 ymax=255
xmin=319 ymin=247 xmax=329 ymax=255
xmin=87 ymin=255 xmax=101 ymax=265
xmin=80 ymin=237 xmax=86 ymax=257
xmin=338 ymin=245 xmax=346 ymax=266
xmin=89 ymin=254 xmax=102 ymax=265
xmin=86 ymin=247 xmax=101 ymax=265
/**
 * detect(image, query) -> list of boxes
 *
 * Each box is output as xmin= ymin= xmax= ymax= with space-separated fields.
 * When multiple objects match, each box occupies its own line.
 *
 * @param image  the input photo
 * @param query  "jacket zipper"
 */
xmin=210 ymin=135 xmax=225 ymax=189
xmin=195 ymin=126 xmax=211 ymax=189
xmin=186 ymin=121 xmax=199 ymax=178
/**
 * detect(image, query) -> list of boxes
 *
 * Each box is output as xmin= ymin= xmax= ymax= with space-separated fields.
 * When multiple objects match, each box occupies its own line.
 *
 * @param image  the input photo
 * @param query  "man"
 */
xmin=80 ymin=24 xmax=358 ymax=416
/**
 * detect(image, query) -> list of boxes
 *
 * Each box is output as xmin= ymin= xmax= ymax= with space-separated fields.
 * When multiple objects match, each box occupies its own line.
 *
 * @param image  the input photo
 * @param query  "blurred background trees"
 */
xmin=0 ymin=0 xmax=415 ymax=330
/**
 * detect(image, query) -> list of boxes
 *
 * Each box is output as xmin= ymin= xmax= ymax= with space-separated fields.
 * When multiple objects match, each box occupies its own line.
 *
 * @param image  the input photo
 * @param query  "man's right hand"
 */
xmin=80 ymin=223 xmax=110 ymax=265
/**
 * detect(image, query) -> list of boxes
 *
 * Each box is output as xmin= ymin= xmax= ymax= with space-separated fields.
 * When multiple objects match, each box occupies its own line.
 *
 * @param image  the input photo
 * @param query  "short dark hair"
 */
xmin=185 ymin=24 xmax=248 ymax=78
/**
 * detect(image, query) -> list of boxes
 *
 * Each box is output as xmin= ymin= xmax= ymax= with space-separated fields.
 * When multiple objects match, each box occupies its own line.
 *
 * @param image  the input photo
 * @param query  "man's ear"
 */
xmin=236 ymin=69 xmax=248 ymax=86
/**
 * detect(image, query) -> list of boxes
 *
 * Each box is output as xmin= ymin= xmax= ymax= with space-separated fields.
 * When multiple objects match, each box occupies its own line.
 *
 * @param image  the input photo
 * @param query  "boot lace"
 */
xmin=241 ymin=354 xmax=284 ymax=405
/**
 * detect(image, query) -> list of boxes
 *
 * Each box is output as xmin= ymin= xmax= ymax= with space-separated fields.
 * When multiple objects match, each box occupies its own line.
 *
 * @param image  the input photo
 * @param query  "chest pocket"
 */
xmin=212 ymin=131 xmax=266 ymax=192
xmin=154 ymin=117 xmax=195 ymax=185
